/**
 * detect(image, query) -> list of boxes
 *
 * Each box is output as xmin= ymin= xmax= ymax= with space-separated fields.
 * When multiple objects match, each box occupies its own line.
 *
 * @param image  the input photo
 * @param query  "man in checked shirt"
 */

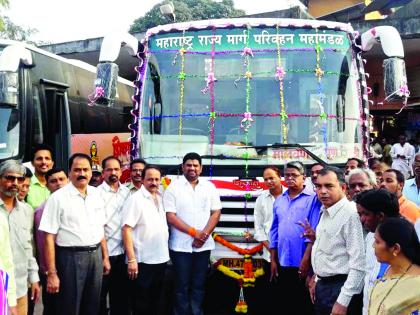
xmin=312 ymin=166 xmax=365 ymax=315
xmin=98 ymin=156 xmax=130 ymax=315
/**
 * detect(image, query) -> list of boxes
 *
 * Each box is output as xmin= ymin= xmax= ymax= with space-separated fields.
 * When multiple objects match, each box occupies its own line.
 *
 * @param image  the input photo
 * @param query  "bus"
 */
xmin=0 ymin=39 xmax=134 ymax=171
xmin=95 ymin=18 xmax=407 ymax=302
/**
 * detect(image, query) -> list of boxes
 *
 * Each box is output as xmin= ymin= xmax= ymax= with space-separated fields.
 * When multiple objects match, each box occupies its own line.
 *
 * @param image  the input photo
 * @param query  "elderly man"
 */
xmin=164 ymin=152 xmax=221 ymax=315
xmin=346 ymin=168 xmax=377 ymax=200
xmin=34 ymin=168 xmax=68 ymax=315
xmin=0 ymin=160 xmax=40 ymax=315
xmin=312 ymin=167 xmax=365 ymax=315
xmin=403 ymin=152 xmax=420 ymax=206
xmin=122 ymin=165 xmax=169 ymax=315
xmin=98 ymin=156 xmax=130 ymax=315
xmin=39 ymin=153 xmax=110 ymax=315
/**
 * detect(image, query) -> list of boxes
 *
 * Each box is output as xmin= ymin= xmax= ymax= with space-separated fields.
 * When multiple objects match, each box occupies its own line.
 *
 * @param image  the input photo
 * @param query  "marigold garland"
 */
xmin=213 ymin=233 xmax=263 ymax=256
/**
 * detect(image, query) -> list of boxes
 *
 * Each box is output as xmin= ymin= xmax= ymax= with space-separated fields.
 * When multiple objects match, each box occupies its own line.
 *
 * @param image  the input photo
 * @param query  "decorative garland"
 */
xmin=276 ymin=24 xmax=288 ymax=144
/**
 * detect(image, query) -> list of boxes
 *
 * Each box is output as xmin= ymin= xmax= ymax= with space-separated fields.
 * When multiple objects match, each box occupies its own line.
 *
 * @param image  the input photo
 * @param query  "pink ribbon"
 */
xmin=275 ymin=66 xmax=285 ymax=80
xmin=399 ymin=85 xmax=410 ymax=97
xmin=242 ymin=47 xmax=254 ymax=57
xmin=201 ymin=72 xmax=217 ymax=94
xmin=241 ymin=112 xmax=254 ymax=131
xmin=88 ymin=86 xmax=106 ymax=106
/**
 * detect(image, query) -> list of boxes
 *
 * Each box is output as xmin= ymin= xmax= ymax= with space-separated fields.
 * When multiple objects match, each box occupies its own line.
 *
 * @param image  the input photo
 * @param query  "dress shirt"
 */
xmin=0 ymin=199 xmax=39 ymax=299
xmin=269 ymin=186 xmax=320 ymax=267
xmin=125 ymin=182 xmax=140 ymax=196
xmin=34 ymin=202 xmax=47 ymax=274
xmin=163 ymin=176 xmax=222 ymax=253
xmin=363 ymin=232 xmax=380 ymax=315
xmin=390 ymin=143 xmax=413 ymax=179
xmin=0 ymin=213 xmax=16 ymax=306
xmin=122 ymin=186 xmax=169 ymax=264
xmin=39 ymin=183 xmax=106 ymax=247
xmin=26 ymin=175 xmax=50 ymax=209
xmin=98 ymin=181 xmax=129 ymax=256
xmin=253 ymin=190 xmax=275 ymax=261
xmin=403 ymin=178 xmax=420 ymax=207
xmin=398 ymin=195 xmax=420 ymax=224
xmin=311 ymin=197 xmax=365 ymax=307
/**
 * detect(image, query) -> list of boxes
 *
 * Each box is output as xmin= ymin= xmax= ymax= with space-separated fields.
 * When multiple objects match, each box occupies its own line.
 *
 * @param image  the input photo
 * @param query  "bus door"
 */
xmin=40 ymin=79 xmax=71 ymax=170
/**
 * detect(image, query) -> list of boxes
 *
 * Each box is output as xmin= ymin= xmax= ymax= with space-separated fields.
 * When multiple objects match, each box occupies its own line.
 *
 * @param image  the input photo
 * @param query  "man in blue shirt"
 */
xmin=270 ymin=161 xmax=321 ymax=315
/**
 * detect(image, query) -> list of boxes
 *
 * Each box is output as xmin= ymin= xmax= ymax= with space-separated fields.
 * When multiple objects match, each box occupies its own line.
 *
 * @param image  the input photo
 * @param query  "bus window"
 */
xmin=32 ymin=86 xmax=44 ymax=144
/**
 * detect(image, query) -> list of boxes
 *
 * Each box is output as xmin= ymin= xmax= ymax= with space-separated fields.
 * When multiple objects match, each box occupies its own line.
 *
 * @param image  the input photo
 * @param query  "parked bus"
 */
xmin=0 ymin=39 xmax=134 ymax=171
xmin=96 ymin=18 xmax=407 ymax=299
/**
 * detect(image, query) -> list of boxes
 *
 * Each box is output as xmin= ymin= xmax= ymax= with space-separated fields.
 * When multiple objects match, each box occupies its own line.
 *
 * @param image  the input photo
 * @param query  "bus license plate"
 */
xmin=219 ymin=258 xmax=264 ymax=271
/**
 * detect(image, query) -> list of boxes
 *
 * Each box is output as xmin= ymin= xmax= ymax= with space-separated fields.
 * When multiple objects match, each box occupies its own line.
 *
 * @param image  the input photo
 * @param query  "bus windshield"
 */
xmin=141 ymin=27 xmax=363 ymax=165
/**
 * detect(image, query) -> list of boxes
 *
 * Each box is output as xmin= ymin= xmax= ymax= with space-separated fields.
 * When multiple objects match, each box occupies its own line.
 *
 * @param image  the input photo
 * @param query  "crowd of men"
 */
xmin=0 ymin=142 xmax=419 ymax=315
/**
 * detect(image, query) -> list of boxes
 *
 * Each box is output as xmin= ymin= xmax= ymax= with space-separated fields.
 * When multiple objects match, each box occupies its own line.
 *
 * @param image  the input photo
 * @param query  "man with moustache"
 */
xmin=344 ymin=158 xmax=364 ymax=176
xmin=0 ymin=160 xmax=40 ymax=315
xmin=17 ymin=168 xmax=32 ymax=203
xmin=164 ymin=152 xmax=221 ymax=315
xmin=269 ymin=161 xmax=320 ymax=315
xmin=98 ymin=156 xmax=130 ymax=315
xmin=122 ymin=165 xmax=169 ymax=315
xmin=39 ymin=153 xmax=111 ymax=315
xmin=346 ymin=168 xmax=377 ymax=200
xmin=403 ymin=152 xmax=420 ymax=206
xmin=27 ymin=144 xmax=54 ymax=209
xmin=34 ymin=168 xmax=68 ymax=315
xmin=126 ymin=158 xmax=146 ymax=195
xmin=312 ymin=167 xmax=365 ymax=315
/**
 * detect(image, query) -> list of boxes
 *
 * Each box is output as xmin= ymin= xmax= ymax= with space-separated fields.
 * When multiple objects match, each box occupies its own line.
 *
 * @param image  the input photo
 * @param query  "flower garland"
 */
xmin=213 ymin=233 xmax=263 ymax=255
xmin=276 ymin=24 xmax=288 ymax=144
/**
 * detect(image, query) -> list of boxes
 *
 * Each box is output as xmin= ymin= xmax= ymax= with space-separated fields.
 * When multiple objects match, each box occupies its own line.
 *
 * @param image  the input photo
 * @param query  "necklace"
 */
xmin=369 ymin=263 xmax=413 ymax=315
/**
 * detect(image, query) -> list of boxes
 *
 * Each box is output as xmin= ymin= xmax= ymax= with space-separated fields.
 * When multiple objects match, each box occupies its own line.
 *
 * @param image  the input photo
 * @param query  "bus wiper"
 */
xmin=238 ymin=143 xmax=328 ymax=165
xmin=202 ymin=154 xmax=260 ymax=160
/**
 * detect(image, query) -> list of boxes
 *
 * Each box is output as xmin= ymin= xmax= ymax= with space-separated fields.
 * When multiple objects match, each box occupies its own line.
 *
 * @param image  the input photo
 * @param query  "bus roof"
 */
xmin=0 ymin=39 xmax=133 ymax=87
xmin=146 ymin=18 xmax=355 ymax=38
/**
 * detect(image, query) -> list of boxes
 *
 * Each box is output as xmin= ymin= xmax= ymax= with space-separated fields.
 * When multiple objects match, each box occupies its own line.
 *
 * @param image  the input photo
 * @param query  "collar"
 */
xmin=126 ymin=181 xmax=139 ymax=190
xmin=100 ymin=181 xmax=123 ymax=193
xmin=139 ymin=185 xmax=162 ymax=200
xmin=68 ymin=182 xmax=94 ymax=197
xmin=283 ymin=185 xmax=313 ymax=198
xmin=0 ymin=197 xmax=20 ymax=211
xmin=398 ymin=195 xmax=407 ymax=206
xmin=180 ymin=175 xmax=202 ymax=187
xmin=406 ymin=178 xmax=417 ymax=187
xmin=31 ymin=175 xmax=46 ymax=187
xmin=322 ymin=196 xmax=348 ymax=218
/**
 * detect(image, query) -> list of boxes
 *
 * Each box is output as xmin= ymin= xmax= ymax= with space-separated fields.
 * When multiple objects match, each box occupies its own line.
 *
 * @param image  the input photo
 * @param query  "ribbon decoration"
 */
xmin=201 ymin=72 xmax=217 ymax=94
xmin=240 ymin=112 xmax=254 ymax=132
xmin=88 ymin=86 xmax=105 ymax=106
xmin=275 ymin=66 xmax=285 ymax=80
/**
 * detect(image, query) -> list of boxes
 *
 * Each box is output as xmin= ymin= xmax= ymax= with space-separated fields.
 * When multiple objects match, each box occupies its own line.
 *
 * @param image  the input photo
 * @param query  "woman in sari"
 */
xmin=369 ymin=218 xmax=420 ymax=315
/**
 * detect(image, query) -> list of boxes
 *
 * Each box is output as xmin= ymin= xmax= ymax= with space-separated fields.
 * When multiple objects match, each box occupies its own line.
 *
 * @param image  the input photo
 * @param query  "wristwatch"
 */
xmin=45 ymin=270 xmax=57 ymax=276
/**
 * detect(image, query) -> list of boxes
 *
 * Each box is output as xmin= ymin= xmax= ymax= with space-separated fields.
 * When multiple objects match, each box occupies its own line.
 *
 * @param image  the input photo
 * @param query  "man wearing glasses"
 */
xmin=0 ymin=160 xmax=40 ymax=315
xmin=126 ymin=159 xmax=146 ymax=195
xmin=269 ymin=161 xmax=321 ymax=315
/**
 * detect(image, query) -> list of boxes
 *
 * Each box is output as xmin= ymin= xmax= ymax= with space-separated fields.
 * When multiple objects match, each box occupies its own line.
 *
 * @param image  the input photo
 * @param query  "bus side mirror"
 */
xmin=383 ymin=57 xmax=408 ymax=102
xmin=94 ymin=62 xmax=119 ymax=105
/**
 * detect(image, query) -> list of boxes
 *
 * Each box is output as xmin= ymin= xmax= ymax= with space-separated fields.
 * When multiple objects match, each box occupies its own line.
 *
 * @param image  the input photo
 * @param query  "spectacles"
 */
xmin=3 ymin=175 xmax=25 ymax=183
xmin=284 ymin=173 xmax=302 ymax=179
xmin=131 ymin=169 xmax=143 ymax=174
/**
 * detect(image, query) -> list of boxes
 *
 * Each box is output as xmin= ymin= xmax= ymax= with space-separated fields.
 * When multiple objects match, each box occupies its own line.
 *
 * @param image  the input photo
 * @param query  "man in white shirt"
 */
xmin=39 ymin=153 xmax=111 ymax=315
xmin=122 ymin=165 xmax=169 ymax=315
xmin=126 ymin=158 xmax=146 ymax=195
xmin=312 ymin=166 xmax=365 ymax=315
xmin=98 ymin=156 xmax=130 ymax=315
xmin=0 ymin=160 xmax=40 ymax=315
xmin=164 ymin=152 xmax=221 ymax=315
xmin=390 ymin=134 xmax=413 ymax=179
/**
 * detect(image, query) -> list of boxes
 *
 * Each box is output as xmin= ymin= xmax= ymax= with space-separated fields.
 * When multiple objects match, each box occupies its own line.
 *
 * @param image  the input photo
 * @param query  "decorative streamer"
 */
xmin=149 ymin=47 xmax=348 ymax=55
xmin=243 ymin=26 xmax=252 ymax=178
xmin=209 ymin=27 xmax=217 ymax=177
xmin=276 ymin=24 xmax=288 ymax=143
xmin=130 ymin=43 xmax=148 ymax=159
xmin=314 ymin=32 xmax=329 ymax=159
